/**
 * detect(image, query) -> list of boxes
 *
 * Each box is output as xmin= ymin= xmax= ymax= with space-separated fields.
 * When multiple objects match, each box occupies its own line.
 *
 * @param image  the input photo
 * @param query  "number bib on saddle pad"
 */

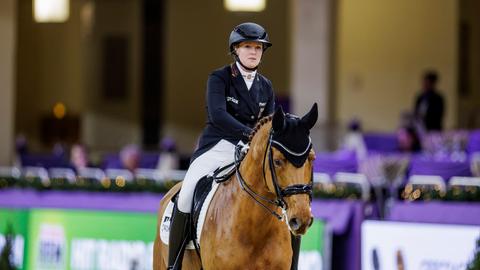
xmin=159 ymin=176 xmax=221 ymax=249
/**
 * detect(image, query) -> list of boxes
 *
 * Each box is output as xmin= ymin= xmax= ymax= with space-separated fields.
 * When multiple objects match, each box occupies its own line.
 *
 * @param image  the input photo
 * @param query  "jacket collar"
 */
xmin=230 ymin=63 xmax=257 ymax=113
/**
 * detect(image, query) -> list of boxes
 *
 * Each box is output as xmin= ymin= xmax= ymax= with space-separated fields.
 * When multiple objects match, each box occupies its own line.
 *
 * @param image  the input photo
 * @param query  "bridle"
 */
xmin=234 ymin=129 xmax=313 ymax=222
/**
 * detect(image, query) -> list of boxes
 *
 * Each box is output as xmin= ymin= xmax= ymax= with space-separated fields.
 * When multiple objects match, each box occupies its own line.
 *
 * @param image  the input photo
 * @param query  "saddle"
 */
xmin=191 ymin=161 xmax=235 ymax=237
xmin=163 ymin=162 xmax=237 ymax=249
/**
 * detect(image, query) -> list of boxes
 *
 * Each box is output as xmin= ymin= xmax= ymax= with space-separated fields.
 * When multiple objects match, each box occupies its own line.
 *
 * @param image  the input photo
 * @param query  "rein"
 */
xmin=234 ymin=129 xmax=313 ymax=221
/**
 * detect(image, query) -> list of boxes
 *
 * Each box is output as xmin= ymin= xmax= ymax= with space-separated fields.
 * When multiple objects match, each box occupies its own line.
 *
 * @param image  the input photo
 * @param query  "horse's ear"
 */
xmin=272 ymin=106 xmax=285 ymax=132
xmin=301 ymin=103 xmax=318 ymax=130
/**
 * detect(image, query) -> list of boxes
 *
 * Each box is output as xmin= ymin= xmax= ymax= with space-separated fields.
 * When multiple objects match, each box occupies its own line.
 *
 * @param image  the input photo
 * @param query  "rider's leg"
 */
xmin=176 ymin=139 xmax=235 ymax=212
xmin=290 ymin=234 xmax=301 ymax=270
xmin=168 ymin=140 xmax=235 ymax=269
xmin=167 ymin=204 xmax=190 ymax=270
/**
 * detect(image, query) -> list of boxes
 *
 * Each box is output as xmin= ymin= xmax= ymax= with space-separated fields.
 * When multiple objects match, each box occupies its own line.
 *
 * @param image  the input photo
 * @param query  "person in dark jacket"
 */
xmin=414 ymin=70 xmax=445 ymax=131
xmin=167 ymin=23 xmax=301 ymax=270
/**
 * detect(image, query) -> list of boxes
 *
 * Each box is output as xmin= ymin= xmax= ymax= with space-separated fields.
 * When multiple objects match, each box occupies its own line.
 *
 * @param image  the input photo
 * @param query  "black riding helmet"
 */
xmin=229 ymin=22 xmax=272 ymax=53
xmin=229 ymin=22 xmax=272 ymax=71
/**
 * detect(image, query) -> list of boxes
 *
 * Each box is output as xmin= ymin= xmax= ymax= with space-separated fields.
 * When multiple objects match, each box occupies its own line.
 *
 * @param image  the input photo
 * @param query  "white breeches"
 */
xmin=177 ymin=139 xmax=235 ymax=213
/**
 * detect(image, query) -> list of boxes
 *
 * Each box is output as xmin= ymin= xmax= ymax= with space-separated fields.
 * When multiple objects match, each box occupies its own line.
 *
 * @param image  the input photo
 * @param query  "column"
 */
xmin=0 ymin=0 xmax=16 ymax=165
xmin=290 ymin=0 xmax=334 ymax=150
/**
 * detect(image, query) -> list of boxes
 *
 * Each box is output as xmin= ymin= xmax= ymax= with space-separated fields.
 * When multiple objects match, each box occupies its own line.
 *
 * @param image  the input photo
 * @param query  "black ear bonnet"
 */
xmin=271 ymin=104 xmax=318 ymax=167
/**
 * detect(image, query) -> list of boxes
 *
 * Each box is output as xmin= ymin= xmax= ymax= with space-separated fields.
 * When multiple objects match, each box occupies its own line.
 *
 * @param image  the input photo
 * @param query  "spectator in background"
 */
xmin=70 ymin=144 xmax=90 ymax=172
xmin=156 ymin=137 xmax=179 ymax=172
xmin=120 ymin=144 xmax=140 ymax=172
xmin=414 ymin=70 xmax=445 ymax=131
xmin=52 ymin=142 xmax=67 ymax=158
xmin=342 ymin=118 xmax=367 ymax=160
xmin=397 ymin=126 xmax=421 ymax=153
xmin=15 ymin=134 xmax=29 ymax=156
xmin=14 ymin=134 xmax=29 ymax=167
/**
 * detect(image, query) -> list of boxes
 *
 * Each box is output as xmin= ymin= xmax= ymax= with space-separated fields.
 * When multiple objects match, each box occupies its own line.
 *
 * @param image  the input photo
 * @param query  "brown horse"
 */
xmin=153 ymin=104 xmax=318 ymax=270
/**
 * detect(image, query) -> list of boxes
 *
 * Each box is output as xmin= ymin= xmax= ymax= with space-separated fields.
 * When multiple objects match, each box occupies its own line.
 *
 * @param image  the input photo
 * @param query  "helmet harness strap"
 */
xmin=233 ymin=53 xmax=260 ymax=71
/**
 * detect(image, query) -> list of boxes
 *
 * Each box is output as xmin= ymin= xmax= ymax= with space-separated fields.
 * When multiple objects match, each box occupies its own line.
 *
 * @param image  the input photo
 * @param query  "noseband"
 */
xmin=235 ymin=129 xmax=313 ymax=221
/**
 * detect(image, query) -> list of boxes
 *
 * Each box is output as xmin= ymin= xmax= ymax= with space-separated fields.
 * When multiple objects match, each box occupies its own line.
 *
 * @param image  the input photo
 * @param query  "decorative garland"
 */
xmin=0 ymin=176 xmax=363 ymax=199
xmin=0 ymin=176 xmax=174 ymax=193
xmin=313 ymin=182 xmax=363 ymax=200
xmin=401 ymin=184 xmax=480 ymax=202
xmin=2 ymin=176 xmax=479 ymax=201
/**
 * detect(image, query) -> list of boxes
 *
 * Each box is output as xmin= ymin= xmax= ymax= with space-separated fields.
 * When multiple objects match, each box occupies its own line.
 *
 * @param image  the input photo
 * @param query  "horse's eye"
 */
xmin=273 ymin=159 xmax=283 ymax=167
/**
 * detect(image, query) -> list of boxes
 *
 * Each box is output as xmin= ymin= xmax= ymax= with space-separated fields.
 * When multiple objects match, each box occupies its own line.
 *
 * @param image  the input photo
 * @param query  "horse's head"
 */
xmin=245 ymin=103 xmax=318 ymax=236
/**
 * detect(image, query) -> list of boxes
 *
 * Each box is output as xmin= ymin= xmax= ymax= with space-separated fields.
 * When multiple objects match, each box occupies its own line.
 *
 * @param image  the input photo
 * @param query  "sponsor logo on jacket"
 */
xmin=227 ymin=96 xmax=239 ymax=104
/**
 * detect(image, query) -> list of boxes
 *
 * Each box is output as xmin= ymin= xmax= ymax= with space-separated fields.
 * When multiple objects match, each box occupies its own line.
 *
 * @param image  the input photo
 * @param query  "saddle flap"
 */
xmin=160 ymin=174 xmax=221 ymax=249
xmin=160 ymin=194 xmax=194 ymax=250
xmin=192 ymin=175 xmax=214 ymax=240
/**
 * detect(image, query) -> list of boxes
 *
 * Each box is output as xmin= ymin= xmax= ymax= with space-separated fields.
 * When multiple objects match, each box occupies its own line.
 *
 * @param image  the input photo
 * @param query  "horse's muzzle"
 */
xmin=289 ymin=216 xmax=314 ymax=235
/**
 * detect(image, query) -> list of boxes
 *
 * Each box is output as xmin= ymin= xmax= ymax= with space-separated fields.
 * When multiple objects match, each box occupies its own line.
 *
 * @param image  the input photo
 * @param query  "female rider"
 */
xmin=168 ymin=22 xmax=301 ymax=270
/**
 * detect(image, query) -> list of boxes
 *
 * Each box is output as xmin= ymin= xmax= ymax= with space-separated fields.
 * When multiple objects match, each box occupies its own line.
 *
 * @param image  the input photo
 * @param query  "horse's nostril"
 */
xmin=308 ymin=217 xmax=314 ymax=228
xmin=289 ymin=218 xmax=301 ymax=231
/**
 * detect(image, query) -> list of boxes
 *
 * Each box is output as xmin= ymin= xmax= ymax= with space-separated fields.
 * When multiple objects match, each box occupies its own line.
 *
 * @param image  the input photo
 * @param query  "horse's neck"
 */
xmin=226 ymin=125 xmax=286 ymax=238
xmin=237 ymin=127 xmax=276 ymax=201
xmin=227 ymin=171 xmax=285 ymax=239
xmin=239 ymin=153 xmax=272 ymax=197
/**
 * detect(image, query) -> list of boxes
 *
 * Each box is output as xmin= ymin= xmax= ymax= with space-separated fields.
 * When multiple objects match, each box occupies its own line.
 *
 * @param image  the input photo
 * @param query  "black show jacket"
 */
xmin=190 ymin=63 xmax=275 ymax=162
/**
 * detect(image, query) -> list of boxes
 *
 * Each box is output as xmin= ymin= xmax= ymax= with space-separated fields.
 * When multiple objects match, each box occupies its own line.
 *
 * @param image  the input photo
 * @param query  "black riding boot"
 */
xmin=291 ymin=234 xmax=301 ymax=270
xmin=167 ymin=205 xmax=191 ymax=270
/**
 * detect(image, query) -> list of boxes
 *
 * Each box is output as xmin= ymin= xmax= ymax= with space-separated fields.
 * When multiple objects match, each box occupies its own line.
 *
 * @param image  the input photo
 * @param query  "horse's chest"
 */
xmin=212 ymin=251 xmax=290 ymax=270
xmin=202 ymin=232 xmax=291 ymax=270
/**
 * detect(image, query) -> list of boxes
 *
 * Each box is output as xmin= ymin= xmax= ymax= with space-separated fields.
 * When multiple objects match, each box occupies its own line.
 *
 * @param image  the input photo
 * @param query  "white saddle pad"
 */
xmin=159 ymin=181 xmax=220 ymax=249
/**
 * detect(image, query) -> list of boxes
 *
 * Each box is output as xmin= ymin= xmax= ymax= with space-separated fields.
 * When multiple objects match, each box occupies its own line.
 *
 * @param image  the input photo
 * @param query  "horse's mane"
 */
xmin=242 ymin=115 xmax=273 ymax=165
xmin=248 ymin=115 xmax=273 ymax=142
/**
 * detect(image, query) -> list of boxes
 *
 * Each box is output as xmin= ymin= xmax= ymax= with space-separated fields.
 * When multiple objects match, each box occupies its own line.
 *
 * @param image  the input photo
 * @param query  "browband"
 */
xmin=271 ymin=137 xmax=312 ymax=157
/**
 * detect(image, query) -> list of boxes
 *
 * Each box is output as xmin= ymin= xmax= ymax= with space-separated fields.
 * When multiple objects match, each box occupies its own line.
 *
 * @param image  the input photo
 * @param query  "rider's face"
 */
xmin=235 ymin=41 xmax=263 ymax=69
